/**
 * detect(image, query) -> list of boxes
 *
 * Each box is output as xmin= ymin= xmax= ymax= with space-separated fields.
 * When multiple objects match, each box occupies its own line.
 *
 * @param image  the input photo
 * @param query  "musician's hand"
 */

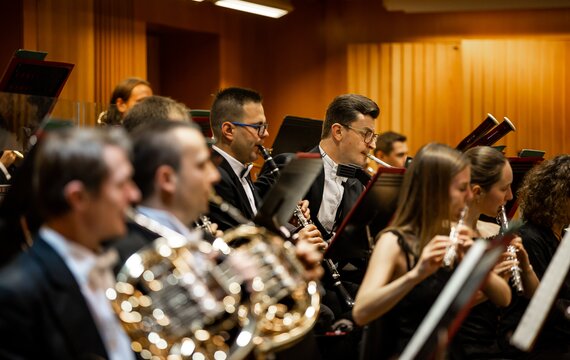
xmin=0 ymin=150 xmax=17 ymax=168
xmin=209 ymin=222 xmax=224 ymax=239
xmin=296 ymin=224 xmax=327 ymax=252
xmin=298 ymin=200 xmax=310 ymax=221
xmin=295 ymin=236 xmax=324 ymax=281
xmin=413 ymin=235 xmax=449 ymax=280
xmin=493 ymin=255 xmax=519 ymax=281
xmin=508 ymin=236 xmax=532 ymax=271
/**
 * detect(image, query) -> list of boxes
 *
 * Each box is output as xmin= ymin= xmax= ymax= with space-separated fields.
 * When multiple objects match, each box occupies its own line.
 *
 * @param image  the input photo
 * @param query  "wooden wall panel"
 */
xmin=94 ymin=0 xmax=147 ymax=106
xmin=23 ymin=0 xmax=95 ymax=104
xmin=348 ymin=38 xmax=570 ymax=158
xmin=462 ymin=39 xmax=569 ymax=157
xmin=348 ymin=41 xmax=462 ymax=154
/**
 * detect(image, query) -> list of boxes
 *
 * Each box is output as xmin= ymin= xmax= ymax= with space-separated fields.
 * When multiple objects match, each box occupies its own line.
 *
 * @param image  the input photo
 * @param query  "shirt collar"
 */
xmin=40 ymin=226 xmax=97 ymax=287
xmin=136 ymin=206 xmax=199 ymax=240
xmin=319 ymin=146 xmax=347 ymax=182
xmin=213 ymin=145 xmax=251 ymax=179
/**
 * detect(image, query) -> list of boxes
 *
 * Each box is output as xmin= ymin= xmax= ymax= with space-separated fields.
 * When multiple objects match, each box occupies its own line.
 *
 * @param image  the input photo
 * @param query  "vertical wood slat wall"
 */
xmin=348 ymin=39 xmax=569 ymax=158
xmin=22 ymin=0 xmax=147 ymax=126
xmin=93 ymin=0 xmax=147 ymax=108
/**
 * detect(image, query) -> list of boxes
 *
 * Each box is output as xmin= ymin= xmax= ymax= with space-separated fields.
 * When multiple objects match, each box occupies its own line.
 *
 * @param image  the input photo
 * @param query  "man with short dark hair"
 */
xmin=374 ymin=131 xmax=408 ymax=168
xmin=208 ymin=87 xmax=270 ymax=230
xmin=0 ymin=127 xmax=140 ymax=359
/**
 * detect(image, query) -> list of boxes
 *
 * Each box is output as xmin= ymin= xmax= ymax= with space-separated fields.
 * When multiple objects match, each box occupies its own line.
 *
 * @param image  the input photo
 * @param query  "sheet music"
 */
xmin=510 ymin=230 xmax=570 ymax=351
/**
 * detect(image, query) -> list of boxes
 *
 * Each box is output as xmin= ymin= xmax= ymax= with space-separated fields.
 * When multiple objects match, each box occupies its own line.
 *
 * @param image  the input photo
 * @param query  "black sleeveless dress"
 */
xmin=361 ymin=231 xmax=452 ymax=359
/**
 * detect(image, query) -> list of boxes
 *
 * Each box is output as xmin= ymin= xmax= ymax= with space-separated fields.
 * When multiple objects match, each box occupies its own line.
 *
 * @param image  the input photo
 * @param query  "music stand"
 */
xmin=399 ymin=224 xmax=522 ymax=360
xmin=325 ymin=167 xmax=406 ymax=262
xmin=190 ymin=109 xmax=213 ymax=139
xmin=0 ymin=50 xmax=74 ymax=149
xmin=271 ymin=115 xmax=322 ymax=155
xmin=254 ymin=153 xmax=323 ymax=234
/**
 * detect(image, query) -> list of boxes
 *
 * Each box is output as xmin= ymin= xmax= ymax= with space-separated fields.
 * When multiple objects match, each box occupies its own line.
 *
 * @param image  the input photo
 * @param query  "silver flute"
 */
xmin=366 ymin=153 xmax=394 ymax=168
xmin=442 ymin=205 xmax=468 ymax=269
xmin=497 ymin=205 xmax=524 ymax=294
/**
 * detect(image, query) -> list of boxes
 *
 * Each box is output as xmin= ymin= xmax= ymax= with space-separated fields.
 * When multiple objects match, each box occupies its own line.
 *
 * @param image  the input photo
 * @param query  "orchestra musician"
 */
xmin=498 ymin=154 xmax=570 ymax=358
xmin=97 ymin=77 xmax=153 ymax=126
xmin=450 ymin=146 xmax=538 ymax=359
xmin=353 ymin=143 xmax=511 ymax=359
xmin=0 ymin=127 xmax=140 ymax=359
xmin=208 ymin=87 xmax=326 ymax=359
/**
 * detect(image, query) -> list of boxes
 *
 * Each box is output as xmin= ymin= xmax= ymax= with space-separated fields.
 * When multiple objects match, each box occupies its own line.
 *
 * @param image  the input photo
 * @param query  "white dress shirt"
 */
xmin=40 ymin=226 xmax=135 ymax=360
xmin=213 ymin=145 xmax=257 ymax=214
xmin=318 ymin=146 xmax=348 ymax=233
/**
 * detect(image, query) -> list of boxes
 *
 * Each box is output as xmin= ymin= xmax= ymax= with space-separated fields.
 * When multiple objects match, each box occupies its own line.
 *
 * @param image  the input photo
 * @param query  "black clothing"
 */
xmin=208 ymin=150 xmax=273 ymax=231
xmin=498 ymin=222 xmax=570 ymax=359
xmin=362 ymin=231 xmax=452 ymax=359
xmin=0 ymin=236 xmax=109 ymax=360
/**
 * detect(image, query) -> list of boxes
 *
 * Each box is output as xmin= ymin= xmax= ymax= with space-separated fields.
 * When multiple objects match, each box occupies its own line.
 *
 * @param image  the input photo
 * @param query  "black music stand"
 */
xmin=325 ymin=167 xmax=406 ymax=262
xmin=254 ymin=153 xmax=323 ymax=234
xmin=271 ymin=115 xmax=323 ymax=155
xmin=190 ymin=109 xmax=213 ymax=139
xmin=0 ymin=50 xmax=74 ymax=149
xmin=399 ymin=224 xmax=522 ymax=360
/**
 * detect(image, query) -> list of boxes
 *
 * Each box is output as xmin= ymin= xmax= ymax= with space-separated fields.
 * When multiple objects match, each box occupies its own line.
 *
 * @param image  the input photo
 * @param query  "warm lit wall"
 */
xmin=5 ymin=0 xmax=570 ymax=155
xmin=347 ymin=38 xmax=570 ymax=158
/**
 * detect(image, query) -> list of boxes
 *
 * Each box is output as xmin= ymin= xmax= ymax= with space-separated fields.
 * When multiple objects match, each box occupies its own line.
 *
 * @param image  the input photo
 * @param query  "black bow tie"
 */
xmin=241 ymin=163 xmax=253 ymax=179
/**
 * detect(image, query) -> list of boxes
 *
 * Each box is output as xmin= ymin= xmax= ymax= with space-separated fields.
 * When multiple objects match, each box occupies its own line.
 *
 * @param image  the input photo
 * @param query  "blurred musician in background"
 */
xmin=450 ymin=146 xmax=538 ymax=359
xmin=353 ymin=143 xmax=511 ymax=359
xmin=122 ymin=95 xmax=191 ymax=133
xmin=97 ymin=77 xmax=153 ymax=126
xmin=373 ymin=131 xmax=408 ymax=168
xmin=112 ymin=120 xmax=221 ymax=268
xmin=0 ymin=127 xmax=140 ymax=359
xmin=499 ymin=154 xmax=570 ymax=359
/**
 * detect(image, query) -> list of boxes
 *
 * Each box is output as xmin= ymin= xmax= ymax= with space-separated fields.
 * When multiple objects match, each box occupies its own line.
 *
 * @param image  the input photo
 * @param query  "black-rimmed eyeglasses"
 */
xmin=230 ymin=122 xmax=268 ymax=136
xmin=341 ymin=124 xmax=379 ymax=144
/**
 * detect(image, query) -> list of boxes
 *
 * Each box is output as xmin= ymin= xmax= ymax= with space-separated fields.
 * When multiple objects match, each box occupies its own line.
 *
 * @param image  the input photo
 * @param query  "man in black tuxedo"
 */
xmin=0 ymin=127 xmax=140 ymax=359
xmin=113 ymin=120 xmax=222 ymax=266
xmin=207 ymin=87 xmax=273 ymax=230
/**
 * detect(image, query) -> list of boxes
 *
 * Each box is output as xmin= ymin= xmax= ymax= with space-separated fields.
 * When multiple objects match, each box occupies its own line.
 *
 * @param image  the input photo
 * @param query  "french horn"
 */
xmin=109 ymin=209 xmax=257 ymax=360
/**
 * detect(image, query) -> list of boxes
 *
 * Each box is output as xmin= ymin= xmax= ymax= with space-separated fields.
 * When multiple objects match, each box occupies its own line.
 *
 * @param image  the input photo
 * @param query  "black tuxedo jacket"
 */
xmin=258 ymin=146 xmax=364 ymax=240
xmin=209 ymin=152 xmax=272 ymax=231
xmin=0 ymin=236 xmax=109 ymax=360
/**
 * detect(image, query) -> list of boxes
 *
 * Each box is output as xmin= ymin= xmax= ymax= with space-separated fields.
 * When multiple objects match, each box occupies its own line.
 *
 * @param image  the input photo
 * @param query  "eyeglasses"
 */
xmin=341 ymin=124 xmax=379 ymax=144
xmin=230 ymin=122 xmax=268 ymax=136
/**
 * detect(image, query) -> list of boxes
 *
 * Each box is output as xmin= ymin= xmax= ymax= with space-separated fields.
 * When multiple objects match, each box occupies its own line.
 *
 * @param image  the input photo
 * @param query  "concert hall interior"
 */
xmin=0 ymin=1 xmax=569 ymax=360
xmin=1 ymin=0 xmax=569 ymax=157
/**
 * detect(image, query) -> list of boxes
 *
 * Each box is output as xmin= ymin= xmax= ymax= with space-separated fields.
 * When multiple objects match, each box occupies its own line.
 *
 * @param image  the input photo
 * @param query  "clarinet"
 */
xmin=442 ymin=206 xmax=468 ymax=269
xmin=257 ymin=145 xmax=355 ymax=309
xmin=497 ymin=205 xmax=524 ymax=294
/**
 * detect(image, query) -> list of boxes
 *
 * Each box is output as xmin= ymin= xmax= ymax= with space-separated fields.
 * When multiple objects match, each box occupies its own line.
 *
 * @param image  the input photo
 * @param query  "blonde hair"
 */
xmin=384 ymin=143 xmax=469 ymax=254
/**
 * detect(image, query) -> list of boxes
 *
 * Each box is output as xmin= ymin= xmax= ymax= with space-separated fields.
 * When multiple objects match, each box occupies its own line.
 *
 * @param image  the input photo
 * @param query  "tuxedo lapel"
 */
xmin=31 ymin=237 xmax=108 ymax=360
xmin=218 ymin=157 xmax=256 ymax=219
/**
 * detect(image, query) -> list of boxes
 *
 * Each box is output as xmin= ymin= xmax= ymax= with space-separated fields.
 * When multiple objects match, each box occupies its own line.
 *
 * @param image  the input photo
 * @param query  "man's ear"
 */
xmin=155 ymin=164 xmax=177 ymax=195
xmin=331 ymin=123 xmax=343 ymax=141
xmin=116 ymin=97 xmax=128 ymax=114
xmin=63 ymin=180 xmax=88 ymax=211
xmin=221 ymin=122 xmax=234 ymax=141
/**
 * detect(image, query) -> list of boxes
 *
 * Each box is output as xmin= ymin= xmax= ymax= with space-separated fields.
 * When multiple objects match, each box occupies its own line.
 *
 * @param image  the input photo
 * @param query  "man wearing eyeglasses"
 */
xmin=207 ymin=87 xmax=271 ymax=231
